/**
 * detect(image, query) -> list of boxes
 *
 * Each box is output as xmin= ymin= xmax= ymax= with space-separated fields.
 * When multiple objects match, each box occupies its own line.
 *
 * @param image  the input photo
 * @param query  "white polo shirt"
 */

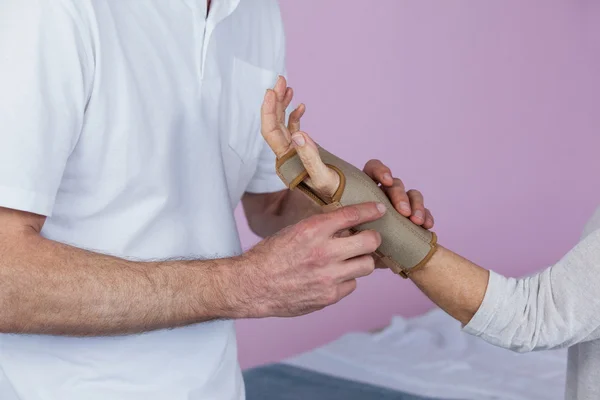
xmin=0 ymin=0 xmax=287 ymax=398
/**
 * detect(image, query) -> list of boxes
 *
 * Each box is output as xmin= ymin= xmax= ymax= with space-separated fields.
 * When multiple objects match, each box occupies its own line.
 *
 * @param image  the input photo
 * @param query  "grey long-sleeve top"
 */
xmin=463 ymin=206 xmax=600 ymax=400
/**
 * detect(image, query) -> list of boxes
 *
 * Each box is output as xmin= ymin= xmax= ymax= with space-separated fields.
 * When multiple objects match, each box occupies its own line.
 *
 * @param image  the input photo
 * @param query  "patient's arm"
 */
xmin=409 ymin=246 xmax=489 ymax=325
xmin=437 ymin=230 xmax=600 ymax=352
xmin=408 ymin=231 xmax=600 ymax=352
xmin=262 ymin=122 xmax=600 ymax=352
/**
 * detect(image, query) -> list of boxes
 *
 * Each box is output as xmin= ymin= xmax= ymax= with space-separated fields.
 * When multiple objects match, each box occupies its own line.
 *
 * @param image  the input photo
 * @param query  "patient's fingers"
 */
xmin=363 ymin=159 xmax=394 ymax=187
xmin=363 ymin=160 xmax=413 ymax=216
xmin=261 ymin=90 xmax=292 ymax=158
xmin=383 ymin=178 xmax=411 ymax=217
xmin=424 ymin=208 xmax=434 ymax=229
xmin=288 ymin=103 xmax=305 ymax=134
xmin=274 ymin=76 xmax=289 ymax=129
xmin=289 ymin=129 xmax=340 ymax=198
xmin=407 ymin=189 xmax=426 ymax=225
xmin=274 ymin=75 xmax=287 ymax=101
xmin=283 ymin=87 xmax=294 ymax=112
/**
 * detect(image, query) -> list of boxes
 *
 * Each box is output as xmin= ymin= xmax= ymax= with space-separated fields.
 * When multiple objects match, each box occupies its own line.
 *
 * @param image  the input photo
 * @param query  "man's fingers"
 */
xmin=330 ymin=230 xmax=382 ymax=261
xmin=261 ymin=90 xmax=291 ymax=158
xmin=383 ymin=178 xmax=411 ymax=217
xmin=363 ymin=159 xmax=394 ymax=187
xmin=407 ymin=189 xmax=426 ymax=225
xmin=290 ymin=130 xmax=340 ymax=198
xmin=335 ymin=279 xmax=358 ymax=303
xmin=333 ymin=228 xmax=353 ymax=239
xmin=319 ymin=202 xmax=386 ymax=235
xmin=335 ymin=255 xmax=376 ymax=282
xmin=288 ymin=103 xmax=305 ymax=134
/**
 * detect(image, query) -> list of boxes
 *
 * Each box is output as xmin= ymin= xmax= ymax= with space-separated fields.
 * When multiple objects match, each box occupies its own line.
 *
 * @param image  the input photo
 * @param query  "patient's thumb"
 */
xmin=292 ymin=132 xmax=339 ymax=198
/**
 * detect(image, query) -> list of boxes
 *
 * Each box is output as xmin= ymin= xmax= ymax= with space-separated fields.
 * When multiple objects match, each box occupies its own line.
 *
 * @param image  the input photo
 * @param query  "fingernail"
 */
xmin=376 ymin=203 xmax=387 ymax=214
xmin=414 ymin=210 xmax=424 ymax=220
xmin=292 ymin=134 xmax=305 ymax=147
xmin=399 ymin=202 xmax=411 ymax=213
xmin=383 ymin=173 xmax=392 ymax=182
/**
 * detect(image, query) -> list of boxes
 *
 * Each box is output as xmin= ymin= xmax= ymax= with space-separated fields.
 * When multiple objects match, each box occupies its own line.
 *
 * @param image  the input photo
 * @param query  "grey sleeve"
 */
xmin=463 ymin=228 xmax=600 ymax=353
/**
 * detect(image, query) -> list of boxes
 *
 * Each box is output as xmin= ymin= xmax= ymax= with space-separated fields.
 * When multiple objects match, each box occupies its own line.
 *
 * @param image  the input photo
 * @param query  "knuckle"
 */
xmin=315 ymin=277 xmax=337 ymax=306
xmin=389 ymin=185 xmax=407 ymax=197
xmin=366 ymin=159 xmax=381 ymax=168
xmin=376 ymin=163 xmax=389 ymax=173
xmin=395 ymin=194 xmax=410 ymax=205
xmin=347 ymin=280 xmax=358 ymax=294
xmin=407 ymin=189 xmax=423 ymax=199
xmin=318 ymin=274 xmax=335 ymax=289
xmin=340 ymin=207 xmax=360 ymax=223
xmin=324 ymin=288 xmax=339 ymax=305
xmin=365 ymin=255 xmax=376 ymax=272
xmin=299 ymin=155 xmax=315 ymax=170
xmin=360 ymin=231 xmax=381 ymax=252
xmin=393 ymin=178 xmax=405 ymax=189
xmin=293 ymin=222 xmax=310 ymax=240
xmin=290 ymin=228 xmax=313 ymax=248
xmin=308 ymin=245 xmax=329 ymax=266
xmin=294 ymin=220 xmax=318 ymax=244
xmin=370 ymin=231 xmax=383 ymax=249
xmin=355 ymin=256 xmax=375 ymax=276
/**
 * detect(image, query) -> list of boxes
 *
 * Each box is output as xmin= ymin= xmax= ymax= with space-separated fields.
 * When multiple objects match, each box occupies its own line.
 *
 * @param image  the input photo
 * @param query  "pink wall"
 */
xmin=235 ymin=0 xmax=600 ymax=368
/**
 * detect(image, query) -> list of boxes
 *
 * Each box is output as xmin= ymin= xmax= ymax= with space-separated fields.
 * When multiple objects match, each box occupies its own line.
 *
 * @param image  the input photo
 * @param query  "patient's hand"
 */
xmin=261 ymin=76 xmax=434 ymax=230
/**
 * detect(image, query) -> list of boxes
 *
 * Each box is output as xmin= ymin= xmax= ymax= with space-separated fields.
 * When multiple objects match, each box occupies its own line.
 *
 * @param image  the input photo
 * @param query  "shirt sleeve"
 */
xmin=463 ymin=228 xmax=600 ymax=352
xmin=245 ymin=0 xmax=288 ymax=194
xmin=0 ymin=1 xmax=92 ymax=216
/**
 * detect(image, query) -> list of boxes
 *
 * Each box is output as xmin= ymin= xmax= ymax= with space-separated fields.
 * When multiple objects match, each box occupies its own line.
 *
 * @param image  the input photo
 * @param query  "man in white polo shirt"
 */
xmin=0 ymin=1 xmax=432 ymax=399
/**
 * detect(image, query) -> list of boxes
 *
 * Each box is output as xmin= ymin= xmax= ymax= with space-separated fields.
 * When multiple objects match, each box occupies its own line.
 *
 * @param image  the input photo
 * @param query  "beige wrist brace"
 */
xmin=276 ymin=144 xmax=438 ymax=278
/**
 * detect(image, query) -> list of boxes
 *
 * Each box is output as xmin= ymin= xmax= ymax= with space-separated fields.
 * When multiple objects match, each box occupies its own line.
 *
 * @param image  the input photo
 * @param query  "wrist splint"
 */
xmin=276 ymin=145 xmax=438 ymax=278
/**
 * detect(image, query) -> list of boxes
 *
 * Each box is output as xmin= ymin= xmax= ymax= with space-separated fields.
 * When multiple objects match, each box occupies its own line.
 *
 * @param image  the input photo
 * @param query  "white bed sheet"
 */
xmin=283 ymin=308 xmax=567 ymax=400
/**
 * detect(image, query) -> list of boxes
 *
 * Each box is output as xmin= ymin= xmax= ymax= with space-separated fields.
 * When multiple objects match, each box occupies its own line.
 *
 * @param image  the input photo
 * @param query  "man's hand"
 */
xmin=229 ymin=202 xmax=386 ymax=318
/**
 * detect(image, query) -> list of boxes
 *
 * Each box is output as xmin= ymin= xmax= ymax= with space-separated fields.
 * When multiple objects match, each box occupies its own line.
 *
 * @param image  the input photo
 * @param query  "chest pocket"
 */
xmin=225 ymin=57 xmax=278 ymax=164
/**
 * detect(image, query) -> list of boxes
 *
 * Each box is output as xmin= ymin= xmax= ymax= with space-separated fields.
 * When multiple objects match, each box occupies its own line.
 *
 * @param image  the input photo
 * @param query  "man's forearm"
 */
xmin=0 ymin=231 xmax=246 ymax=336
xmin=409 ymin=246 xmax=490 ymax=325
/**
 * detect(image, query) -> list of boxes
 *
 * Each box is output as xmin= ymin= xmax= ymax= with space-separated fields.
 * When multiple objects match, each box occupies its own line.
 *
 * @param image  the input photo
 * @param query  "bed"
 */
xmin=243 ymin=308 xmax=568 ymax=400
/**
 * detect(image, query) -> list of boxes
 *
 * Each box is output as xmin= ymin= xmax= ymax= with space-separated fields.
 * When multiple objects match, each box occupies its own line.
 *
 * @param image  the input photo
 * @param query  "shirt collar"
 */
xmin=184 ymin=0 xmax=241 ymax=20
